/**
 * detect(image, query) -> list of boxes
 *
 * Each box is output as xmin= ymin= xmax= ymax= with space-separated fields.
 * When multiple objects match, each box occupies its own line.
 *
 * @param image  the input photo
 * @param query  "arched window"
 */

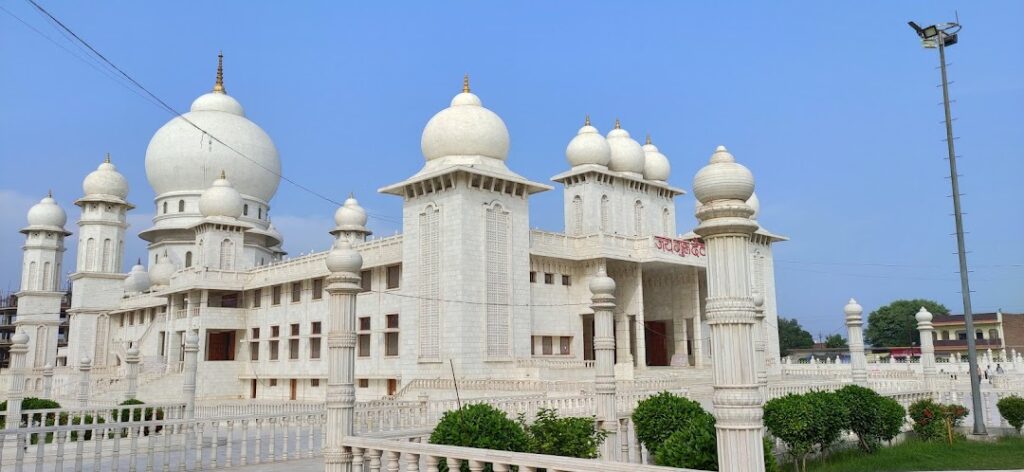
xmin=219 ymin=239 xmax=234 ymax=270
xmin=662 ymin=208 xmax=671 ymax=236
xmin=85 ymin=238 xmax=97 ymax=271
xmin=571 ymin=196 xmax=583 ymax=235
xmin=185 ymin=251 xmax=193 ymax=268
xmin=989 ymin=329 xmax=999 ymax=340
xmin=102 ymin=239 xmax=112 ymax=272
xmin=162 ymin=201 xmax=168 ymax=214
xmin=27 ymin=261 xmax=37 ymax=291
xmin=42 ymin=262 xmax=52 ymax=291
xmin=258 ymin=207 xmax=262 ymax=219
xmin=600 ymin=195 xmax=609 ymax=233
xmin=178 ymin=200 xmax=185 ymax=212
xmin=243 ymin=204 xmax=249 ymax=216
xmin=117 ymin=240 xmax=124 ymax=272
xmin=633 ymin=200 xmax=644 ymax=236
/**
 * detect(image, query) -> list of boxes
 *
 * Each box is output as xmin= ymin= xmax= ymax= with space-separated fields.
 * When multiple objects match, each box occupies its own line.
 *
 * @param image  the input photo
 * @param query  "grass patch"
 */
xmin=803 ymin=436 xmax=1024 ymax=472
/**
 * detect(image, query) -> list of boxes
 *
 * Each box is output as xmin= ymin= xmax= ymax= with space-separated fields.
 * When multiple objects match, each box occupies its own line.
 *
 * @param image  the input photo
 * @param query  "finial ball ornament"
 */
xmin=915 ymin=307 xmax=933 ymax=323
xmin=844 ymin=298 xmax=863 ymax=317
xmin=325 ymin=239 xmax=363 ymax=274
xmin=80 ymin=356 xmax=92 ymax=366
xmin=692 ymin=145 xmax=754 ymax=203
xmin=11 ymin=332 xmax=29 ymax=345
xmin=588 ymin=268 xmax=616 ymax=296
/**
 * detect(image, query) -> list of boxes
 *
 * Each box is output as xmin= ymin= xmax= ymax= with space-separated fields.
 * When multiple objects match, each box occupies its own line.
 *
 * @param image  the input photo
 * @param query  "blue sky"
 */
xmin=1 ymin=1 xmax=1021 ymax=338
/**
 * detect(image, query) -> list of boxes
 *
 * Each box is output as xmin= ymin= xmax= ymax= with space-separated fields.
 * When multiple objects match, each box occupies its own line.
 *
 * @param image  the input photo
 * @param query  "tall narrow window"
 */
xmin=258 ymin=207 xmax=262 ymax=219
xmin=600 ymin=195 xmax=609 ymax=233
xmin=163 ymin=201 xmax=168 ymax=214
xmin=185 ymin=251 xmax=193 ymax=268
xmin=571 ymin=195 xmax=583 ymax=235
xmin=42 ymin=262 xmax=52 ymax=291
xmin=291 ymin=282 xmax=301 ymax=302
xmin=360 ymin=270 xmax=372 ymax=292
xmin=312 ymin=279 xmax=323 ymax=300
xmin=386 ymin=264 xmax=401 ymax=289
xmin=485 ymin=203 xmax=511 ymax=359
xmin=102 ymin=239 xmax=112 ymax=272
xmin=219 ymin=239 xmax=234 ymax=270
xmin=85 ymin=238 xmax=96 ymax=271
xmin=178 ymin=200 xmax=185 ymax=212
xmin=418 ymin=204 xmax=440 ymax=360
xmin=633 ymin=200 xmax=643 ymax=236
xmin=27 ymin=262 xmax=38 ymax=291
xmin=662 ymin=208 xmax=671 ymax=236
xmin=253 ymin=288 xmax=262 ymax=308
xmin=243 ymin=204 xmax=249 ymax=216
xmin=384 ymin=314 xmax=400 ymax=356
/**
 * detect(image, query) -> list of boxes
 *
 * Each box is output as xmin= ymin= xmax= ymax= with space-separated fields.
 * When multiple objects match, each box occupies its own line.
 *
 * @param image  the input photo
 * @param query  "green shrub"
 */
xmin=631 ymin=391 xmax=706 ymax=454
xmin=429 ymin=403 xmax=528 ymax=472
xmin=834 ymin=385 xmax=906 ymax=452
xmin=908 ymin=399 xmax=968 ymax=443
xmin=996 ymin=395 xmax=1024 ymax=434
xmin=519 ymin=407 xmax=607 ymax=459
xmin=764 ymin=391 xmax=847 ymax=472
xmin=764 ymin=436 xmax=780 ymax=472
xmin=0 ymin=397 xmax=62 ymax=428
xmin=654 ymin=410 xmax=717 ymax=470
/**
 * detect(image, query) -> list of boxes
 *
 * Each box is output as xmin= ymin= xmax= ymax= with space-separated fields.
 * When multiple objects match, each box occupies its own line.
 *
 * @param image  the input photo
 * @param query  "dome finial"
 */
xmin=645 ymin=133 xmax=652 ymax=145
xmin=213 ymin=51 xmax=225 ymax=94
xmin=462 ymin=73 xmax=470 ymax=93
xmin=47 ymin=189 xmax=52 ymax=198
xmin=614 ymin=118 xmax=621 ymax=129
xmin=584 ymin=114 xmax=591 ymax=126
xmin=219 ymin=169 xmax=226 ymax=180
xmin=104 ymin=153 xmax=111 ymax=164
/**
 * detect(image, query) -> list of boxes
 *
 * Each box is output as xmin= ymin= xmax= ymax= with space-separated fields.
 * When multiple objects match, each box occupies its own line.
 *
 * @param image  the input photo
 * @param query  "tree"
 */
xmin=824 ymin=334 xmax=847 ymax=349
xmin=864 ymin=299 xmax=949 ymax=347
xmin=778 ymin=317 xmax=814 ymax=356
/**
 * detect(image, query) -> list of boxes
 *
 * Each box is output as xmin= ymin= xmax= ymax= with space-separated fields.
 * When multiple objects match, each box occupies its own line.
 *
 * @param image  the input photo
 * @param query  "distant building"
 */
xmin=931 ymin=310 xmax=1023 ymax=360
xmin=0 ymin=289 xmax=70 ymax=368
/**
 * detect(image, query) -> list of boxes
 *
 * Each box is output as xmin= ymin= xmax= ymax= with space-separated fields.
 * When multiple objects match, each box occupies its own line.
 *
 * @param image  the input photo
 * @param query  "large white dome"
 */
xmin=83 ymin=155 xmax=129 ymax=199
xmin=421 ymin=77 xmax=509 ymax=163
xmin=145 ymin=61 xmax=280 ymax=203
xmin=606 ymin=121 xmax=645 ymax=175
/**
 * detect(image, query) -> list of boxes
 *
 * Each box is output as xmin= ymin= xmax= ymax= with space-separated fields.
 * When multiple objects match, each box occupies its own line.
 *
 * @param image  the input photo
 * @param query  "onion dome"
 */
xmin=83 ymin=154 xmax=129 ymax=199
xmin=334 ymin=195 xmax=368 ymax=228
xmin=199 ymin=171 xmax=244 ymax=218
xmin=746 ymin=192 xmax=760 ymax=220
xmin=915 ymin=307 xmax=933 ymax=323
xmin=149 ymin=252 xmax=176 ymax=287
xmin=26 ymin=193 xmax=68 ymax=230
xmin=145 ymin=52 xmax=280 ymax=203
xmin=565 ymin=115 xmax=611 ymax=167
xmin=692 ymin=145 xmax=754 ymax=204
xmin=124 ymin=260 xmax=151 ymax=293
xmin=588 ymin=267 xmax=617 ymax=296
xmin=606 ymin=119 xmax=645 ymax=175
xmin=641 ymin=135 xmax=671 ymax=182
xmin=325 ymin=239 xmax=363 ymax=274
xmin=421 ymin=75 xmax=510 ymax=163
xmin=844 ymin=298 xmax=863 ymax=318
xmin=11 ymin=332 xmax=28 ymax=345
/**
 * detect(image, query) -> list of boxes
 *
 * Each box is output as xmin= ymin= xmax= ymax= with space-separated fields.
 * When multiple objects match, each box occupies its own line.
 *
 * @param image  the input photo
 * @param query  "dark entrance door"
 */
xmin=251 ymin=379 xmax=257 ymax=399
xmin=289 ymin=379 xmax=297 ymax=400
xmin=645 ymin=321 xmax=670 ymax=366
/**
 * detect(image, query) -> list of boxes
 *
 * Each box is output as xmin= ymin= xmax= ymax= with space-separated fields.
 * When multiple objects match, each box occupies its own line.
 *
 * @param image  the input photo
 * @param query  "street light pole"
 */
xmin=910 ymin=19 xmax=986 ymax=435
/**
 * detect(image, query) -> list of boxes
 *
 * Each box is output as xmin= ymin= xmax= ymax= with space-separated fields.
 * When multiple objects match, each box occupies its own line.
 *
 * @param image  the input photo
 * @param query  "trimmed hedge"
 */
xmin=996 ymin=395 xmax=1024 ymax=434
xmin=631 ymin=391 xmax=706 ymax=454
xmin=519 ymin=407 xmax=607 ymax=459
xmin=834 ymin=385 xmax=905 ymax=452
xmin=764 ymin=391 xmax=846 ymax=472
xmin=429 ymin=403 xmax=528 ymax=472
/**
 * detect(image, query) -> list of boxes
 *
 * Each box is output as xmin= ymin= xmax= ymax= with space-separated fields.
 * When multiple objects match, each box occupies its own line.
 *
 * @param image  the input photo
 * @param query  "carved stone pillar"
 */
xmin=78 ymin=356 xmax=92 ymax=408
xmin=752 ymin=292 xmax=768 ymax=395
xmin=844 ymin=299 xmax=868 ymax=386
xmin=692 ymin=145 xmax=764 ymax=472
xmin=590 ymin=266 xmax=619 ymax=460
xmin=916 ymin=307 xmax=937 ymax=390
xmin=182 ymin=332 xmax=199 ymax=419
xmin=671 ymin=315 xmax=690 ymax=367
xmin=42 ymin=363 xmax=54 ymax=399
xmin=323 ymin=239 xmax=362 ymax=472
xmin=5 ymin=333 xmax=29 ymax=424
xmin=125 ymin=346 xmax=141 ymax=401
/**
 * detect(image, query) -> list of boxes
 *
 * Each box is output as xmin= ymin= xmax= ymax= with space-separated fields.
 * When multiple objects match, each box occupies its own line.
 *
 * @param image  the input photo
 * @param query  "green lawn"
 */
xmin=800 ymin=436 xmax=1024 ymax=472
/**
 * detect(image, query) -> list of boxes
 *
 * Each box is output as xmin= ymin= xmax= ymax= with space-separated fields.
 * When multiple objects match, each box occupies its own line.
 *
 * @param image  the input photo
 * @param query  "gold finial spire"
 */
xmin=584 ymin=114 xmax=591 ymax=126
xmin=219 ymin=169 xmax=226 ymax=180
xmin=213 ymin=51 xmax=225 ymax=94
xmin=645 ymin=134 xmax=651 ymax=145
xmin=614 ymin=118 xmax=621 ymax=129
xmin=104 ymin=153 xmax=111 ymax=163
xmin=462 ymin=74 xmax=470 ymax=93
xmin=47 ymin=189 xmax=53 ymax=198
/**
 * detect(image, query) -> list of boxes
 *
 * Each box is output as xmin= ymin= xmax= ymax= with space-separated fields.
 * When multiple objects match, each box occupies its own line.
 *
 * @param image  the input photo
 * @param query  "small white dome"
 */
xmin=747 ymin=192 xmax=760 ymax=220
xmin=641 ymin=137 xmax=671 ymax=182
xmin=124 ymin=261 xmax=151 ymax=293
xmin=606 ymin=121 xmax=645 ymax=175
xmin=334 ymin=195 xmax=368 ymax=228
xmin=83 ymin=156 xmax=129 ymax=199
xmin=566 ymin=117 xmax=611 ymax=167
xmin=421 ymin=77 xmax=509 ymax=163
xmin=325 ymin=239 xmax=363 ymax=274
xmin=27 ymin=195 xmax=67 ymax=229
xmin=692 ymin=146 xmax=754 ymax=203
xmin=149 ymin=253 xmax=176 ymax=287
xmin=199 ymin=173 xmax=244 ymax=218
xmin=588 ymin=268 xmax=616 ymax=295
xmin=844 ymin=298 xmax=863 ymax=317
xmin=915 ymin=307 xmax=933 ymax=323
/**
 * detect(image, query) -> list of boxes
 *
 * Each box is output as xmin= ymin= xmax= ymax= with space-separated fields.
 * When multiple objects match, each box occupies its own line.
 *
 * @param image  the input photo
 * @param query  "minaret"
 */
xmin=17 ymin=192 xmax=72 ymax=368
xmin=692 ymin=145 xmax=765 ymax=472
xmin=67 ymin=155 xmax=132 ymax=367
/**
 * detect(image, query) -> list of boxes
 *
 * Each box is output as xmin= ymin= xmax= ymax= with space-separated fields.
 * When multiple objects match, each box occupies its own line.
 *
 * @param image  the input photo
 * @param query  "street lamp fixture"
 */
xmin=907 ymin=18 xmax=986 ymax=436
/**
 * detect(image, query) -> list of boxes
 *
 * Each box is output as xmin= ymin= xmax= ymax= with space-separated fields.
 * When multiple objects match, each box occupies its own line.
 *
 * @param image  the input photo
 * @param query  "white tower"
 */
xmin=380 ymin=76 xmax=550 ymax=378
xmin=67 ymin=155 xmax=132 ymax=367
xmin=746 ymin=192 xmax=788 ymax=376
xmin=17 ymin=192 xmax=71 ymax=368
xmin=191 ymin=172 xmax=249 ymax=270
